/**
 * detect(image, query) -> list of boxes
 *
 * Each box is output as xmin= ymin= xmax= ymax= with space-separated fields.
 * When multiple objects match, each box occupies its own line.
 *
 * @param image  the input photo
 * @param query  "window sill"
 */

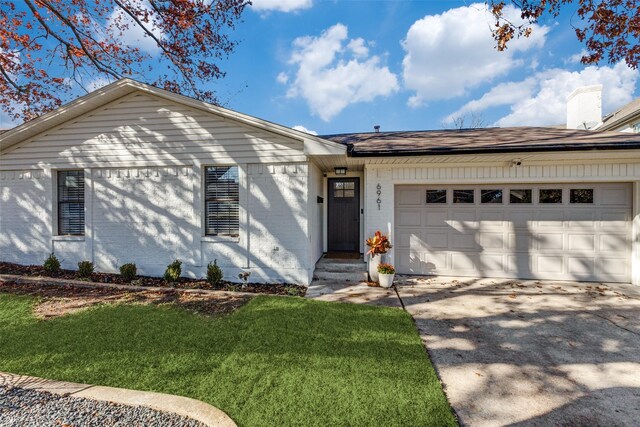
xmin=201 ymin=236 xmax=240 ymax=244
xmin=52 ymin=235 xmax=85 ymax=242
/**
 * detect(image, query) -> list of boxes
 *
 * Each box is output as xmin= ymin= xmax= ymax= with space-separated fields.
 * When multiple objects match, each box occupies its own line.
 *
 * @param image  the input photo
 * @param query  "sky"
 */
xmin=3 ymin=1 xmax=639 ymax=135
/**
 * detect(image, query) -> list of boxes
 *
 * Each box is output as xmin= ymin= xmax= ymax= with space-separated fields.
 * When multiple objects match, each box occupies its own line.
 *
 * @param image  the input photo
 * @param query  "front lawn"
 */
xmin=0 ymin=293 xmax=456 ymax=426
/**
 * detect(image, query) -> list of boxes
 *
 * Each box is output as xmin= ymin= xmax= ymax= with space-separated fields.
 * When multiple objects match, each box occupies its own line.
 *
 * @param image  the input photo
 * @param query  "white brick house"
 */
xmin=1 ymin=79 xmax=639 ymax=286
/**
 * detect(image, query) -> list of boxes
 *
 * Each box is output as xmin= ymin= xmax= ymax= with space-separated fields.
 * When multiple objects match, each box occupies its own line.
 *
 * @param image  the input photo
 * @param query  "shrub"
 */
xmin=377 ymin=263 xmax=395 ymax=275
xmin=77 ymin=260 xmax=94 ymax=278
xmin=285 ymin=285 xmax=301 ymax=297
xmin=119 ymin=263 xmax=137 ymax=281
xmin=43 ymin=253 xmax=61 ymax=274
xmin=164 ymin=259 xmax=182 ymax=282
xmin=365 ymin=231 xmax=392 ymax=257
xmin=206 ymin=260 xmax=224 ymax=286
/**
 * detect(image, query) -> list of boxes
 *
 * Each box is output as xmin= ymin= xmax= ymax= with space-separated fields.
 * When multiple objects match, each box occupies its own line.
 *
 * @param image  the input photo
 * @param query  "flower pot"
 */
xmin=379 ymin=273 xmax=395 ymax=288
xmin=368 ymin=254 xmax=382 ymax=282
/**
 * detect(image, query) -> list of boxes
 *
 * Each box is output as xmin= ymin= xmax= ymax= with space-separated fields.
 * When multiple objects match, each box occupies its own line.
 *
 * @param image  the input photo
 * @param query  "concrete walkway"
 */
xmin=307 ymin=275 xmax=640 ymax=426
xmin=0 ymin=372 xmax=236 ymax=427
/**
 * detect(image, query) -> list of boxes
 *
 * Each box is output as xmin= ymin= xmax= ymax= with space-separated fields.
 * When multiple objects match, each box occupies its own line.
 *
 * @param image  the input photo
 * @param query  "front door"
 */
xmin=328 ymin=178 xmax=360 ymax=252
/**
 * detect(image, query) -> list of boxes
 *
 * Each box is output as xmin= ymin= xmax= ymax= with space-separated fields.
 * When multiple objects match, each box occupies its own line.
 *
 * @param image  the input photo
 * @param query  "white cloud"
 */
xmin=402 ymin=3 xmax=549 ymax=107
xmin=283 ymin=24 xmax=398 ymax=121
xmin=448 ymin=62 xmax=639 ymax=127
xmin=85 ymin=76 xmax=113 ymax=92
xmin=292 ymin=125 xmax=317 ymax=135
xmin=106 ymin=2 xmax=164 ymax=55
xmin=251 ymin=0 xmax=312 ymax=13
xmin=276 ymin=72 xmax=289 ymax=84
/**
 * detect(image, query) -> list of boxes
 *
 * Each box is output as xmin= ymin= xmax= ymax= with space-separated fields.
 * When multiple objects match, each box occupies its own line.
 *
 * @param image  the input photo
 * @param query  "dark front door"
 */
xmin=328 ymin=178 xmax=360 ymax=252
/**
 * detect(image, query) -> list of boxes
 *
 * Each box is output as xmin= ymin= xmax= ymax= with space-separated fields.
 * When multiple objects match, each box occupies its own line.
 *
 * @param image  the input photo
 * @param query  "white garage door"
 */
xmin=395 ymin=183 xmax=632 ymax=283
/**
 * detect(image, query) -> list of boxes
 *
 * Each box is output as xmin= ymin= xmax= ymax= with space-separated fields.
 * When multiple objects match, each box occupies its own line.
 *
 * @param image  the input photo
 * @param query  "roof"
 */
xmin=323 ymin=127 xmax=640 ymax=156
xmin=0 ymin=78 xmax=345 ymax=156
xmin=599 ymin=98 xmax=640 ymax=131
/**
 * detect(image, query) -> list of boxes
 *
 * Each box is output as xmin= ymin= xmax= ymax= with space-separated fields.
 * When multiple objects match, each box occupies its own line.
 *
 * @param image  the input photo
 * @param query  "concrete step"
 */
xmin=315 ymin=261 xmax=366 ymax=273
xmin=313 ymin=270 xmax=369 ymax=282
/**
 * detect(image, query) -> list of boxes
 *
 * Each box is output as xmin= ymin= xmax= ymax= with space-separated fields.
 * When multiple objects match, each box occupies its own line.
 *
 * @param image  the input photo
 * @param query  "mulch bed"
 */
xmin=0 ymin=280 xmax=251 ymax=319
xmin=0 ymin=262 xmax=306 ymax=297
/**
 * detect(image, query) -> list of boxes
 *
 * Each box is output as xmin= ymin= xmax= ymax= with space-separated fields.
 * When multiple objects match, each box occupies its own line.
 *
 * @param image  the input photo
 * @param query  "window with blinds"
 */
xmin=204 ymin=166 xmax=239 ymax=236
xmin=57 ymin=170 xmax=85 ymax=235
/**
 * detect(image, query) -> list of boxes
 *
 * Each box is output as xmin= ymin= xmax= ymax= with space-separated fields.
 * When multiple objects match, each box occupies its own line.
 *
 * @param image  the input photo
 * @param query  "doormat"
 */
xmin=324 ymin=252 xmax=361 ymax=260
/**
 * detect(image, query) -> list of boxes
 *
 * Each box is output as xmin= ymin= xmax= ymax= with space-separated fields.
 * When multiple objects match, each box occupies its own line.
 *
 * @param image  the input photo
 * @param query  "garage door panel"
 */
xmin=537 ymin=210 xmax=565 ymax=226
xmin=397 ymin=209 xmax=422 ymax=226
xmin=451 ymin=253 xmax=480 ymax=271
xmin=538 ymin=233 xmax=564 ymax=251
xmin=509 ymin=232 xmax=535 ymax=251
xmin=482 ymin=254 xmax=506 ymax=272
xmin=452 ymin=211 xmax=477 ymax=225
xmin=396 ymin=188 xmax=423 ymax=205
xmin=424 ymin=232 xmax=448 ymax=249
xmin=599 ymin=234 xmax=627 ymax=251
xmin=596 ymin=257 xmax=629 ymax=281
xmin=424 ymin=210 xmax=449 ymax=227
xmin=567 ymin=234 xmax=595 ymax=252
xmin=395 ymin=183 xmax=631 ymax=283
xmin=424 ymin=252 xmax=448 ymax=272
xmin=567 ymin=211 xmax=596 ymax=228
xmin=452 ymin=233 xmax=479 ymax=251
xmin=505 ymin=211 xmax=533 ymax=227
xmin=599 ymin=210 xmax=630 ymax=228
xmin=536 ymin=256 xmax=564 ymax=274
xmin=599 ymin=186 xmax=630 ymax=206
xmin=478 ymin=210 xmax=505 ymax=225
xmin=479 ymin=232 xmax=506 ymax=250
xmin=397 ymin=250 xmax=427 ymax=274
xmin=567 ymin=257 xmax=595 ymax=277
xmin=396 ymin=229 xmax=422 ymax=249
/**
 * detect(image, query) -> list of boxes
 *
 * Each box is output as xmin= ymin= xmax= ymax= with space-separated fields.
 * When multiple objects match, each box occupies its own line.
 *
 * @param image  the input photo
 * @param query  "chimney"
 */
xmin=373 ymin=125 xmax=380 ymax=133
xmin=566 ymin=84 xmax=602 ymax=130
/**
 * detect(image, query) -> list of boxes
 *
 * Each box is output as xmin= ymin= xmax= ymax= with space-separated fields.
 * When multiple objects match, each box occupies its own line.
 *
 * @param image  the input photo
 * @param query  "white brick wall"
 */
xmin=0 ymin=170 xmax=52 ymax=266
xmin=0 ymin=162 xmax=316 ymax=285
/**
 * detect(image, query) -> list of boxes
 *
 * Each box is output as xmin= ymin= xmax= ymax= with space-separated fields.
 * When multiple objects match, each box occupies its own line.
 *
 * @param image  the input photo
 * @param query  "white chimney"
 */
xmin=566 ymin=84 xmax=602 ymax=130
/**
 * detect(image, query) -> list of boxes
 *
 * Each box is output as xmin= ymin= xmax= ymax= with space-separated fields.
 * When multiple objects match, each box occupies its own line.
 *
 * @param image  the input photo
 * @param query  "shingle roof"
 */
xmin=323 ymin=126 xmax=640 ymax=156
xmin=599 ymin=99 xmax=640 ymax=131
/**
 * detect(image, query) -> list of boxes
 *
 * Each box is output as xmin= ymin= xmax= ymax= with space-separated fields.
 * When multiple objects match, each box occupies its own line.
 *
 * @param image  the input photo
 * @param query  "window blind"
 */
xmin=204 ymin=166 xmax=239 ymax=236
xmin=58 ymin=170 xmax=85 ymax=235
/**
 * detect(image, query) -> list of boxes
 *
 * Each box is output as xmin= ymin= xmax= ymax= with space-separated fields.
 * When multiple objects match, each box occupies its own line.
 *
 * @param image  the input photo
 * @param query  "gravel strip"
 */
xmin=0 ymin=386 xmax=206 ymax=427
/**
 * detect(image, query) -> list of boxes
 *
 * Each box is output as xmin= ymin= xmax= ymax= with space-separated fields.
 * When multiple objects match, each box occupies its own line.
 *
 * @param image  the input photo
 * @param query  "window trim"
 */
xmin=56 ymin=169 xmax=85 ymax=236
xmin=203 ymin=165 xmax=240 ymax=237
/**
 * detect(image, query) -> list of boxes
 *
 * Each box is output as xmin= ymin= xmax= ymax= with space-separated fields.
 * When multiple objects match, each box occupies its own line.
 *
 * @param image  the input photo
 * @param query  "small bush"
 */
xmin=43 ymin=253 xmax=61 ymax=274
xmin=285 ymin=285 xmax=301 ymax=297
xmin=77 ymin=260 xmax=94 ymax=278
xmin=377 ymin=263 xmax=395 ymax=274
xmin=119 ymin=263 xmax=137 ymax=281
xmin=164 ymin=259 xmax=182 ymax=282
xmin=206 ymin=260 xmax=224 ymax=286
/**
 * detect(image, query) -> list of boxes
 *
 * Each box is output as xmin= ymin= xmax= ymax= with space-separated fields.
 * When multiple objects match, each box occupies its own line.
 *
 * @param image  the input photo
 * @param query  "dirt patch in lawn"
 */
xmin=0 ymin=281 xmax=251 ymax=319
xmin=0 ymin=262 xmax=306 ymax=296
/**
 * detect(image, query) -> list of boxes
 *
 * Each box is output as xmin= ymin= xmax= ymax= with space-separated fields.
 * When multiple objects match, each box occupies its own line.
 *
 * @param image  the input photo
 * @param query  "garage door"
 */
xmin=395 ymin=183 xmax=632 ymax=283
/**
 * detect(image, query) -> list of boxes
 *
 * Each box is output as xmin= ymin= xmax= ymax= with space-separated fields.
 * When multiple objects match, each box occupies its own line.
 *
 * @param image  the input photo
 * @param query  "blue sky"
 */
xmin=4 ymin=1 xmax=639 ymax=134
xmin=210 ymin=0 xmax=638 ymax=135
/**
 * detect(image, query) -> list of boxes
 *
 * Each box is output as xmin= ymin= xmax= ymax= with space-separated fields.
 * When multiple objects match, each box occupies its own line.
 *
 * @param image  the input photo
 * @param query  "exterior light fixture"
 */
xmin=335 ymin=167 xmax=347 ymax=175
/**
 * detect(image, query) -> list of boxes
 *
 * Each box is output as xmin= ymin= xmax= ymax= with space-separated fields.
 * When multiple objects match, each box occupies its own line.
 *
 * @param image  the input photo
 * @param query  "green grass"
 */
xmin=0 ymin=293 xmax=456 ymax=426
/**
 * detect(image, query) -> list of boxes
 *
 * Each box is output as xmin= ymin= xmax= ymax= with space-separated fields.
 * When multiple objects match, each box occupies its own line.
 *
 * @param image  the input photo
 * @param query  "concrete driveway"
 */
xmin=395 ymin=276 xmax=640 ymax=426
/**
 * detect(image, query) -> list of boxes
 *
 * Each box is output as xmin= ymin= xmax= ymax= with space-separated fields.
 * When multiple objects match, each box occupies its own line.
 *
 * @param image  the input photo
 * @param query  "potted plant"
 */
xmin=377 ymin=263 xmax=396 ymax=288
xmin=365 ymin=231 xmax=392 ymax=282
